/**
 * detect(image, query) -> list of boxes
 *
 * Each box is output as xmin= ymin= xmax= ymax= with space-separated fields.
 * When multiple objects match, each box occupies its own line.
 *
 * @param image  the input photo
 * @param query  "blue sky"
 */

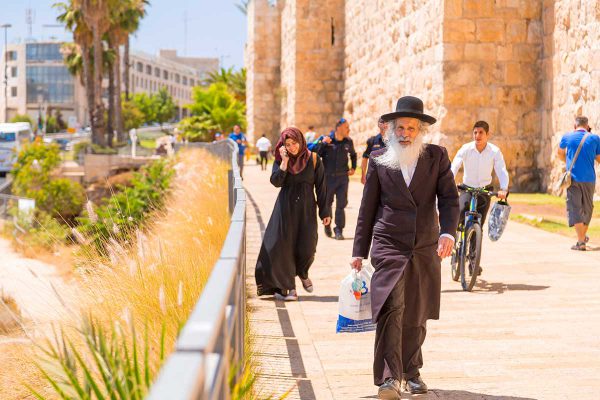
xmin=1 ymin=0 xmax=247 ymax=68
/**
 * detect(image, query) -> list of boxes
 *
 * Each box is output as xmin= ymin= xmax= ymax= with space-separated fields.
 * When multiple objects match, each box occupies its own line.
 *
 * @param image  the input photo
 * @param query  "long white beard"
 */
xmin=374 ymin=133 xmax=424 ymax=170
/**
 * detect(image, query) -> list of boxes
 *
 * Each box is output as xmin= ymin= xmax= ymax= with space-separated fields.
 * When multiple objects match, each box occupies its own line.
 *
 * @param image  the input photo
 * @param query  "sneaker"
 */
xmin=571 ymin=241 xmax=587 ymax=251
xmin=378 ymin=378 xmax=401 ymax=399
xmin=275 ymin=289 xmax=298 ymax=301
xmin=300 ymin=277 xmax=314 ymax=293
xmin=324 ymin=224 xmax=333 ymax=238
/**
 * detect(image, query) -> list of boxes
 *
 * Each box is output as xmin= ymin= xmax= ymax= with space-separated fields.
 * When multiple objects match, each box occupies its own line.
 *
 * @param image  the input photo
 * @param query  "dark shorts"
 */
xmin=566 ymin=181 xmax=595 ymax=226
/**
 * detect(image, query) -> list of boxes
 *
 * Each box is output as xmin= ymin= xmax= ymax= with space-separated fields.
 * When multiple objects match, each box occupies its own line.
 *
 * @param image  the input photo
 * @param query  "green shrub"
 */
xmin=10 ymin=114 xmax=34 ymax=126
xmin=78 ymin=158 xmax=175 ymax=251
xmin=178 ymin=115 xmax=217 ymax=142
xmin=72 ymin=140 xmax=91 ymax=161
xmin=11 ymin=143 xmax=85 ymax=221
xmin=91 ymin=144 xmax=118 ymax=155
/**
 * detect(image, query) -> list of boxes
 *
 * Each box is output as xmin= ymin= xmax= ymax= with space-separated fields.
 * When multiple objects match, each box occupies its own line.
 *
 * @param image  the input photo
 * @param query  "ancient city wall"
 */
xmin=541 ymin=0 xmax=600 ymax=193
xmin=442 ymin=0 xmax=544 ymax=191
xmin=343 ymin=0 xmax=445 ymax=145
xmin=245 ymin=0 xmax=282 ymax=143
xmin=280 ymin=0 xmax=346 ymax=135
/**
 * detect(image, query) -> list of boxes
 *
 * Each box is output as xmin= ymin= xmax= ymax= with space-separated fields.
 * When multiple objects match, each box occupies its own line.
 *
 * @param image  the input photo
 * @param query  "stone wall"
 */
xmin=442 ymin=0 xmax=544 ymax=191
xmin=280 ymin=0 xmax=346 ymax=135
xmin=245 ymin=0 xmax=282 ymax=143
xmin=344 ymin=0 xmax=445 ymax=146
xmin=541 ymin=0 xmax=600 ymax=194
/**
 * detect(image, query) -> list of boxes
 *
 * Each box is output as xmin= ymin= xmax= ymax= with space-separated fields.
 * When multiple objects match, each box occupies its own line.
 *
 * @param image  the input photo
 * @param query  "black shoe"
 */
xmin=324 ymin=224 xmax=333 ymax=238
xmin=403 ymin=375 xmax=428 ymax=394
xmin=334 ymin=231 xmax=345 ymax=240
xmin=477 ymin=265 xmax=483 ymax=276
xmin=378 ymin=378 xmax=401 ymax=399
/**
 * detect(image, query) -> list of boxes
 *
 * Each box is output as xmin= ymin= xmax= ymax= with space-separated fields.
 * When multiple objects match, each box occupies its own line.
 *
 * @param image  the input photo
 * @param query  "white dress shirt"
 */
xmin=451 ymin=141 xmax=509 ymax=190
xmin=256 ymin=137 xmax=272 ymax=152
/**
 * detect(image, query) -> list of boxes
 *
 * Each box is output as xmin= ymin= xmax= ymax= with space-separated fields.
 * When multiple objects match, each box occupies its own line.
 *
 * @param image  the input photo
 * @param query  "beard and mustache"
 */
xmin=374 ymin=130 xmax=424 ymax=171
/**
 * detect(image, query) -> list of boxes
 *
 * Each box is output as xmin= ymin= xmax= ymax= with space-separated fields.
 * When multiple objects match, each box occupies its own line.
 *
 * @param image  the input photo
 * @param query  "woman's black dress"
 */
xmin=255 ymin=155 xmax=329 ymax=296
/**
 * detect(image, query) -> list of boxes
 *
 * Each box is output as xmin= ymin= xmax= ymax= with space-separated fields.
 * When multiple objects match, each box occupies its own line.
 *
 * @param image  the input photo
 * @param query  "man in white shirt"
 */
xmin=451 ymin=120 xmax=509 ymax=229
xmin=256 ymin=134 xmax=272 ymax=171
xmin=305 ymin=125 xmax=317 ymax=144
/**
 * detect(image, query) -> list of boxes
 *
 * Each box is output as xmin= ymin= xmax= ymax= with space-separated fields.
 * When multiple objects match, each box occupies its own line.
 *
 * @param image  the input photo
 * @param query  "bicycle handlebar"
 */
xmin=457 ymin=184 xmax=499 ymax=197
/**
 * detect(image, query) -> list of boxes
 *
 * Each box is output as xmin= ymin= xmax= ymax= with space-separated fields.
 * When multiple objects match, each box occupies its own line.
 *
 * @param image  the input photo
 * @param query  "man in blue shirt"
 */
xmin=229 ymin=125 xmax=248 ymax=178
xmin=558 ymin=116 xmax=600 ymax=250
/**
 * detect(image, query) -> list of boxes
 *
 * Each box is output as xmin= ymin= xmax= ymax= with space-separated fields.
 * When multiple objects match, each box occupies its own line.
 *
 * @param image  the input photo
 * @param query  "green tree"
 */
xmin=204 ymin=67 xmax=246 ymax=102
xmin=187 ymin=83 xmax=246 ymax=134
xmin=177 ymin=115 xmax=218 ymax=142
xmin=131 ymin=92 xmax=156 ymax=124
xmin=121 ymin=97 xmax=145 ymax=131
xmin=154 ymin=87 xmax=177 ymax=127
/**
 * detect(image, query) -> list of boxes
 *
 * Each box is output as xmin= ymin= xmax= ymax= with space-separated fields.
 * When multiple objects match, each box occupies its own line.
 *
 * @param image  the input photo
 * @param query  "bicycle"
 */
xmin=450 ymin=184 xmax=499 ymax=292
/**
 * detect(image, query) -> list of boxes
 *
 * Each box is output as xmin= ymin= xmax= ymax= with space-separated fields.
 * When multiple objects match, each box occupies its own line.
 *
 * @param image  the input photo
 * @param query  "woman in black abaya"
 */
xmin=255 ymin=127 xmax=331 ymax=301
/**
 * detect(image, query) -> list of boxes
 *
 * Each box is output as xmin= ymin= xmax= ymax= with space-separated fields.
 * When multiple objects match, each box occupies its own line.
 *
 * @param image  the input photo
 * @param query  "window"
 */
xmin=6 ymin=51 xmax=17 ymax=61
xmin=155 ymin=67 xmax=160 ymax=77
xmin=11 ymin=87 xmax=17 ymax=97
xmin=174 ymin=73 xmax=180 ymax=83
xmin=189 ymin=78 xmax=194 ymax=86
xmin=136 ymin=62 xmax=143 ymax=72
xmin=182 ymin=76 xmax=188 ymax=85
xmin=26 ymin=43 xmax=63 ymax=61
xmin=163 ymin=70 xmax=169 ymax=80
xmin=26 ymin=65 xmax=74 ymax=104
xmin=146 ymin=65 xmax=152 ymax=75
xmin=10 ymin=66 xmax=17 ymax=78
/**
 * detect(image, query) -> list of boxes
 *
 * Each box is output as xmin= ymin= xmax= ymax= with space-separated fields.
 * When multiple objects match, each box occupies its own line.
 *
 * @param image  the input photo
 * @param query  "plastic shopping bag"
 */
xmin=488 ymin=201 xmax=511 ymax=242
xmin=336 ymin=264 xmax=376 ymax=333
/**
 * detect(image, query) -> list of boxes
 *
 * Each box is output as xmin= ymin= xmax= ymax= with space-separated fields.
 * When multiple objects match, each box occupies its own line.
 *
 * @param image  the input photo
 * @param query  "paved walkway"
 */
xmin=244 ymin=163 xmax=600 ymax=400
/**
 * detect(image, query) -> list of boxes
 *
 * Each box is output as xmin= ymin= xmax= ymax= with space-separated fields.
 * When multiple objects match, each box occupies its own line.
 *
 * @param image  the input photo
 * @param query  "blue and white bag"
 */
xmin=336 ymin=264 xmax=376 ymax=333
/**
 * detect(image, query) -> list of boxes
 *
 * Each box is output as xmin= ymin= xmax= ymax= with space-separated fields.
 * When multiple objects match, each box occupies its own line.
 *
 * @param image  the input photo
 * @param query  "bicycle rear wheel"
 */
xmin=459 ymin=223 xmax=482 ymax=292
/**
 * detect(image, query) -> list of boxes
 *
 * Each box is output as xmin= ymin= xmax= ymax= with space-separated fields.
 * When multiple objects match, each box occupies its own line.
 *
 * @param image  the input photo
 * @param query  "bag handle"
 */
xmin=568 ymin=132 xmax=591 ymax=173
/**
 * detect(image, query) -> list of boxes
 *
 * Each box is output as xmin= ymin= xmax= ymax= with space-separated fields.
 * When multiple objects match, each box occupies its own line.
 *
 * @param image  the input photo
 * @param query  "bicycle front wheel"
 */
xmin=450 ymin=244 xmax=460 ymax=281
xmin=459 ymin=223 xmax=482 ymax=292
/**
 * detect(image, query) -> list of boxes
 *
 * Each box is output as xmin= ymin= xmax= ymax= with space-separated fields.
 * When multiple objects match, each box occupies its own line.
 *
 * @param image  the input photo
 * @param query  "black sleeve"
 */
xmin=352 ymin=158 xmax=380 ymax=258
xmin=314 ymin=155 xmax=330 ymax=220
xmin=349 ymin=139 xmax=358 ymax=170
xmin=270 ymin=161 xmax=287 ymax=188
xmin=437 ymin=147 xmax=460 ymax=237
xmin=362 ymin=137 xmax=373 ymax=159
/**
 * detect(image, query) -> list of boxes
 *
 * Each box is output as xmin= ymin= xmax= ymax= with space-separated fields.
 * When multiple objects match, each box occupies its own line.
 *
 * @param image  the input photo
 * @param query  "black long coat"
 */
xmin=255 ymin=154 xmax=330 ymax=296
xmin=352 ymin=144 xmax=459 ymax=326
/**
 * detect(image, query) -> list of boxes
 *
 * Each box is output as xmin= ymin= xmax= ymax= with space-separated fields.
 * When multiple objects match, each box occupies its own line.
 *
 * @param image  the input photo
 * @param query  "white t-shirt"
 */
xmin=256 ymin=137 xmax=272 ymax=152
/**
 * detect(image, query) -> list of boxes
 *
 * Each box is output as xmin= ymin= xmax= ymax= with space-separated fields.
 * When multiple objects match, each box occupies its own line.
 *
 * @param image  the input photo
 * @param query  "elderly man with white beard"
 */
xmin=351 ymin=96 xmax=459 ymax=399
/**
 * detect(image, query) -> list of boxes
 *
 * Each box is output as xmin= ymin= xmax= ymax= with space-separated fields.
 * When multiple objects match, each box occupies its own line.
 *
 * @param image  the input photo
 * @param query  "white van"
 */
xmin=0 ymin=122 xmax=33 ymax=173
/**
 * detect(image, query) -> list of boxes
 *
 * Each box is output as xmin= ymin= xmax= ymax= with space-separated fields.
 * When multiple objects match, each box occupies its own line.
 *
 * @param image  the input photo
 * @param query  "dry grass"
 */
xmin=1 ymin=148 xmax=230 ymax=399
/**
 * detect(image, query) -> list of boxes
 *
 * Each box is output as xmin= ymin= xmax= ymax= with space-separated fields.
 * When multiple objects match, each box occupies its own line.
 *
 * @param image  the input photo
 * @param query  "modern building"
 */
xmin=1 ymin=41 xmax=219 ymax=126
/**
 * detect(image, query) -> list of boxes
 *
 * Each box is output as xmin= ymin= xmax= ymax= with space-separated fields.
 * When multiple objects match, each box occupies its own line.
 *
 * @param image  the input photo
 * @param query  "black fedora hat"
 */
xmin=380 ymin=96 xmax=437 ymax=125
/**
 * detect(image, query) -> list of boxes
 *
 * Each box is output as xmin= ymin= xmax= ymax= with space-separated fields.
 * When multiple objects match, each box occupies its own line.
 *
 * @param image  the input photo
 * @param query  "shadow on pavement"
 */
xmin=362 ymin=389 xmax=537 ymax=399
xmin=299 ymin=295 xmax=339 ymax=303
xmin=442 ymin=280 xmax=550 ymax=294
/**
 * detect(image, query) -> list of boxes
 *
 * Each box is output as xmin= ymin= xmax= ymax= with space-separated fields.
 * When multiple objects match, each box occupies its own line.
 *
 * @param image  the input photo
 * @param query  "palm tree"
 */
xmin=122 ymin=0 xmax=149 ymax=102
xmin=205 ymin=67 xmax=246 ymax=103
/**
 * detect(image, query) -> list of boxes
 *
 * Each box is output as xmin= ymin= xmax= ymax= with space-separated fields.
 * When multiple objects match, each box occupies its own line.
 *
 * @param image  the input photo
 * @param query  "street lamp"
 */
xmin=1 ymin=23 xmax=12 ymax=123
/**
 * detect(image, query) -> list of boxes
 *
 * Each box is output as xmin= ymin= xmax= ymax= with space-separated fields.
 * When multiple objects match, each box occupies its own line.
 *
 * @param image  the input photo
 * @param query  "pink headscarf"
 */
xmin=274 ymin=127 xmax=311 ymax=175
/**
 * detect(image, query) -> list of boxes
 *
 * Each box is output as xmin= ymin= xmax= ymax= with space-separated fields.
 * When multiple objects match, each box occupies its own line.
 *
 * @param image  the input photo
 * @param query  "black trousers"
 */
xmin=374 ymin=274 xmax=427 ymax=386
xmin=325 ymin=175 xmax=349 ymax=233
xmin=259 ymin=151 xmax=268 ymax=170
xmin=458 ymin=186 xmax=493 ymax=227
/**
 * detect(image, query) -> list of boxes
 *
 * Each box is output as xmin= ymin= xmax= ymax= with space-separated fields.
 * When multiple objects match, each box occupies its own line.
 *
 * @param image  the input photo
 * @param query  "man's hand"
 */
xmin=350 ymin=257 xmax=363 ymax=272
xmin=437 ymin=236 xmax=454 ymax=258
xmin=322 ymin=217 xmax=331 ymax=226
xmin=497 ymin=190 xmax=508 ymax=200
xmin=322 ymin=136 xmax=332 ymax=144
xmin=361 ymin=174 xmax=367 ymax=185
xmin=348 ymin=169 xmax=355 ymax=176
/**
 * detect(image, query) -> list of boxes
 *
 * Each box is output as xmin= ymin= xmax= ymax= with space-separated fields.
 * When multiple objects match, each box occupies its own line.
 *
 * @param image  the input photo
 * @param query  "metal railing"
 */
xmin=148 ymin=139 xmax=246 ymax=399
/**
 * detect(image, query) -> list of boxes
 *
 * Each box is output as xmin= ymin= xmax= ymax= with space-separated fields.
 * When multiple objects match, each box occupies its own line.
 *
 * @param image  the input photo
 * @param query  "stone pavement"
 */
xmin=244 ymin=163 xmax=600 ymax=400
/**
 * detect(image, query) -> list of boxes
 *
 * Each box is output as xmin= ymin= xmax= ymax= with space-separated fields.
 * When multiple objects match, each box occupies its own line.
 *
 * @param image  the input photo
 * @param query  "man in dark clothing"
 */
xmin=308 ymin=118 xmax=357 ymax=240
xmin=361 ymin=117 xmax=387 ymax=184
xmin=351 ymin=96 xmax=459 ymax=399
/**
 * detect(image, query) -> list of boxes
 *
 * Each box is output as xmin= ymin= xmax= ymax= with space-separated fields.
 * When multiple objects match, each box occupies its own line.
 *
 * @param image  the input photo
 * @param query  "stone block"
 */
xmin=506 ymin=20 xmax=527 ymax=43
xmin=444 ymin=62 xmax=481 ymax=86
xmin=464 ymin=43 xmax=497 ymax=61
xmin=463 ymin=0 xmax=494 ymax=18
xmin=505 ymin=62 xmax=522 ymax=85
xmin=444 ymin=19 xmax=476 ymax=41
xmin=476 ymin=19 xmax=506 ymax=43
xmin=445 ymin=0 xmax=462 ymax=18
